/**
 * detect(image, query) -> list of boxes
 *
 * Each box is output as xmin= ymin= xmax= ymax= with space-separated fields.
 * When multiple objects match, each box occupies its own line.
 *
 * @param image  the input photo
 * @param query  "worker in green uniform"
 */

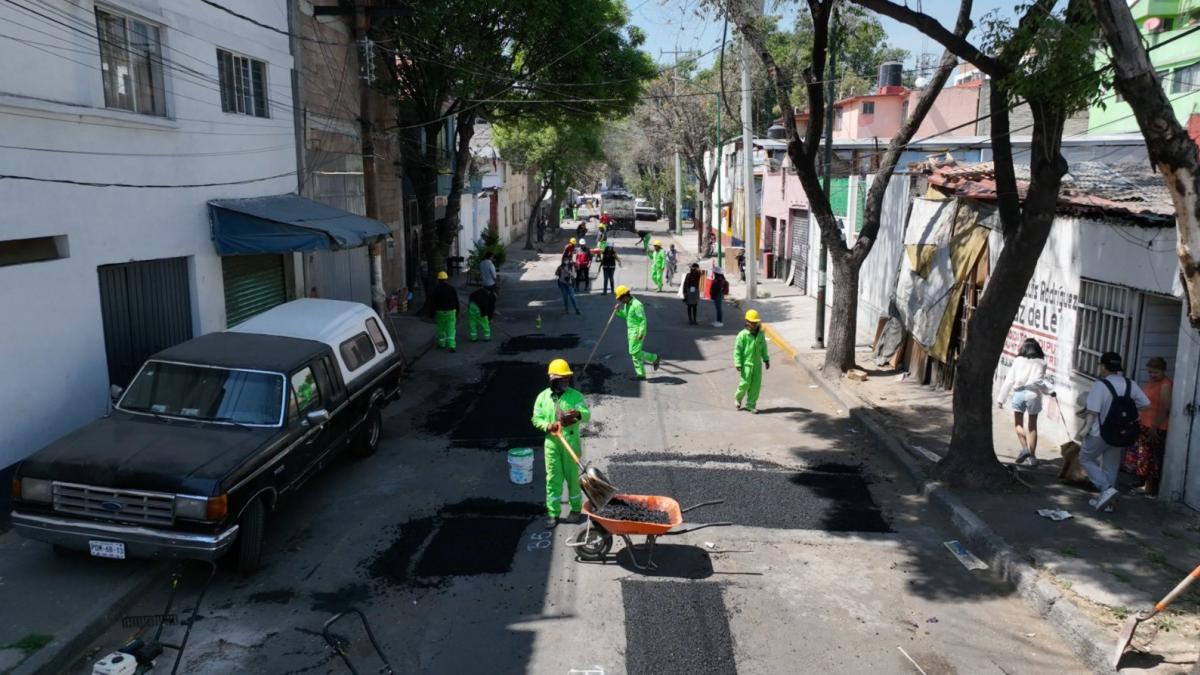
xmin=467 ymin=286 xmax=495 ymax=342
xmin=614 ymin=285 xmax=660 ymax=380
xmin=432 ymin=271 xmax=459 ymax=352
xmin=649 ymin=240 xmax=666 ymax=292
xmin=734 ymin=309 xmax=771 ymax=413
xmin=531 ymin=358 xmax=591 ymax=528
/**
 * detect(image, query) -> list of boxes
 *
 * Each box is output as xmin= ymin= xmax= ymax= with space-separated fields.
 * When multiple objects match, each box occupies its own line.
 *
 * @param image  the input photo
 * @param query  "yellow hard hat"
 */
xmin=570 ymin=237 xmax=577 ymax=244
xmin=615 ymin=284 xmax=631 ymax=298
xmin=548 ymin=358 xmax=573 ymax=377
xmin=745 ymin=309 xmax=761 ymax=323
xmin=598 ymin=224 xmax=606 ymax=230
xmin=653 ymin=239 xmax=662 ymax=247
xmin=437 ymin=271 xmax=448 ymax=281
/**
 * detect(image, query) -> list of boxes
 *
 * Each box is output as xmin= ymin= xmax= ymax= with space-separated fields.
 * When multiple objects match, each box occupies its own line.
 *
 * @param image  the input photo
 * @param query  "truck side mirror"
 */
xmin=305 ymin=409 xmax=330 ymax=427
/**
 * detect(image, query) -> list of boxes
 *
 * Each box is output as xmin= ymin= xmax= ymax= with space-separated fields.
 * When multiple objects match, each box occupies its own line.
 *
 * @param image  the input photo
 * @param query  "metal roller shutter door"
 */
xmin=790 ymin=210 xmax=808 ymax=294
xmin=222 ymin=254 xmax=286 ymax=327
xmin=97 ymin=257 xmax=194 ymax=388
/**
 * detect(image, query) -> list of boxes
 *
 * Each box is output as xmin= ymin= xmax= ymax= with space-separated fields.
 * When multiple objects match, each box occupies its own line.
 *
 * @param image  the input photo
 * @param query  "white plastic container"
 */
xmin=507 ymin=447 xmax=534 ymax=485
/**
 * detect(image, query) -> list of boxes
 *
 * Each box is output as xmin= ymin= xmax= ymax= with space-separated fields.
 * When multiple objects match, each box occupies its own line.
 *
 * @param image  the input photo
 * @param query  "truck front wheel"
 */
xmin=234 ymin=498 xmax=266 ymax=574
xmin=349 ymin=406 xmax=382 ymax=458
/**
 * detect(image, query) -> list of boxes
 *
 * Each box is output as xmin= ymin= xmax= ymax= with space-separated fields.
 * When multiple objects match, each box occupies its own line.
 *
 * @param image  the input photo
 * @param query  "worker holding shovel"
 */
xmin=615 ymin=285 xmax=661 ymax=380
xmin=734 ymin=309 xmax=770 ymax=413
xmin=531 ymin=358 xmax=591 ymax=529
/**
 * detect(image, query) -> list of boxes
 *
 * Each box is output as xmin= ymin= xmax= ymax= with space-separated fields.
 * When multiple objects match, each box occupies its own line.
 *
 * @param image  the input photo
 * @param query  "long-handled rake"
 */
xmin=1113 ymin=563 xmax=1200 ymax=668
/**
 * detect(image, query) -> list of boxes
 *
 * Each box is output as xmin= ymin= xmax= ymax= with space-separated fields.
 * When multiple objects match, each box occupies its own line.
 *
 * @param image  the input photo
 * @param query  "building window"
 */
xmin=1172 ymin=62 xmax=1200 ymax=94
xmin=0 ymin=235 xmax=69 ymax=267
xmin=1073 ymin=279 xmax=1135 ymax=378
xmin=862 ymin=101 xmax=875 ymax=115
xmin=217 ymin=49 xmax=269 ymax=117
xmin=95 ymin=7 xmax=166 ymax=116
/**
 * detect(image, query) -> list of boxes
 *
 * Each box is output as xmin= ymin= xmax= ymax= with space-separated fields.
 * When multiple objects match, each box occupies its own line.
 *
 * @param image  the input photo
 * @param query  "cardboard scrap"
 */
xmin=1037 ymin=509 xmax=1073 ymax=521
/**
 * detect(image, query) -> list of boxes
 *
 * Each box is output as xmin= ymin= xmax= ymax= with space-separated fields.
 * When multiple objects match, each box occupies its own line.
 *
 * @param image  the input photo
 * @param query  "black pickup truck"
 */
xmin=10 ymin=299 xmax=402 ymax=573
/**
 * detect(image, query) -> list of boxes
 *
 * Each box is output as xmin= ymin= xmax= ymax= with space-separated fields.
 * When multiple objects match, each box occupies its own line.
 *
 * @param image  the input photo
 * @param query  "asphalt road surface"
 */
xmin=65 ymin=222 xmax=1085 ymax=674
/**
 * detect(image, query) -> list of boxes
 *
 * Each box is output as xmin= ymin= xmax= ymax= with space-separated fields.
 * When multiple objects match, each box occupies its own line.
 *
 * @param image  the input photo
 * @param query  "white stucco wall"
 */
xmin=0 ymin=0 xmax=296 ymax=468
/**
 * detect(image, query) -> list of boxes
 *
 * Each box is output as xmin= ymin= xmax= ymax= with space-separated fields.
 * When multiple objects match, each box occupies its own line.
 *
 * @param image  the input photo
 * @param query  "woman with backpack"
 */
xmin=996 ymin=338 xmax=1056 ymax=467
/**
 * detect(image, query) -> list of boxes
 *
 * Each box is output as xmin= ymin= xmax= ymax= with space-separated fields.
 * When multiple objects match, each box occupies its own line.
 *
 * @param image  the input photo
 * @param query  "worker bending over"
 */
xmin=531 ymin=359 xmax=591 ymax=528
xmin=615 ymin=285 xmax=660 ymax=380
xmin=734 ymin=309 xmax=770 ymax=413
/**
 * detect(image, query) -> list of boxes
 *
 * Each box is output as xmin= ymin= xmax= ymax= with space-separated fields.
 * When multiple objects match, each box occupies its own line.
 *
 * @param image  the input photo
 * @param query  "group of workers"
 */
xmin=430 ymin=250 xmax=499 ymax=351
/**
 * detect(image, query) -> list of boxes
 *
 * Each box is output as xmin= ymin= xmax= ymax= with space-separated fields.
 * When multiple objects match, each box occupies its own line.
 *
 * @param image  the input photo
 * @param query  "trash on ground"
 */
xmin=704 ymin=541 xmax=715 ymax=549
xmin=1037 ymin=509 xmax=1074 ymax=521
xmin=925 ymin=616 xmax=939 ymax=624
xmin=944 ymin=540 xmax=989 ymax=571
xmin=846 ymin=369 xmax=868 ymax=382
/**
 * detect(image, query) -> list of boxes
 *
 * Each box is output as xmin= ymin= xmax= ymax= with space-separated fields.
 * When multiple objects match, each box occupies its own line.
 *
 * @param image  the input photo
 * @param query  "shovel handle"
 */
xmin=1150 ymin=564 xmax=1200 ymax=615
xmin=553 ymin=430 xmax=583 ymax=467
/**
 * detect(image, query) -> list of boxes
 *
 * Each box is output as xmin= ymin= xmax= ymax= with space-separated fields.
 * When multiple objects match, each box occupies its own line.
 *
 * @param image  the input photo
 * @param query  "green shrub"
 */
xmin=468 ymin=230 xmax=507 ymax=271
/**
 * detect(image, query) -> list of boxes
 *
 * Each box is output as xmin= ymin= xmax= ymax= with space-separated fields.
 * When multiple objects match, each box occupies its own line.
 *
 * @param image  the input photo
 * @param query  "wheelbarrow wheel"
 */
xmin=574 ymin=526 xmax=613 ymax=561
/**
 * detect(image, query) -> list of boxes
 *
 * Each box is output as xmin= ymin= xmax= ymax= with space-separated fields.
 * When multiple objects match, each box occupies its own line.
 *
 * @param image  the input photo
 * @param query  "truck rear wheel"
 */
xmin=234 ymin=498 xmax=266 ymax=575
xmin=349 ymin=406 xmax=382 ymax=458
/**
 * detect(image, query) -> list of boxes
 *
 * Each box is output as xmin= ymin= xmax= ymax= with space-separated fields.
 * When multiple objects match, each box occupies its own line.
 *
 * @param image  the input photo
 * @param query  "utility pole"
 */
xmin=814 ymin=5 xmax=839 ymax=349
xmin=356 ymin=2 xmax=385 ymax=315
xmin=739 ymin=5 xmax=758 ymax=302
xmin=661 ymin=48 xmax=693 ymax=238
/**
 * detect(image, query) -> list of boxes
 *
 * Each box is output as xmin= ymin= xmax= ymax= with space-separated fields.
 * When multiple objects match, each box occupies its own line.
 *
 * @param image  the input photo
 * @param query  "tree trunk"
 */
xmin=937 ymin=102 xmax=1069 ymax=487
xmin=823 ymin=249 xmax=859 ymax=375
xmin=1089 ymin=0 xmax=1200 ymax=328
xmin=441 ymin=111 xmax=476 ymax=267
xmin=525 ymin=177 xmax=551 ymax=250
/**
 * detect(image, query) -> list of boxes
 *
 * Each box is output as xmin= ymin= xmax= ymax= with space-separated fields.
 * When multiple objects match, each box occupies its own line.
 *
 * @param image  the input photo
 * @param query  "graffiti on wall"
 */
xmin=999 ymin=280 xmax=1079 ymax=378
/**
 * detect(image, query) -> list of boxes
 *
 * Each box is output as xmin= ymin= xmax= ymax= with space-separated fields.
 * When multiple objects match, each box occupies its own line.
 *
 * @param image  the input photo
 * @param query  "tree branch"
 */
xmin=850 ymin=0 xmax=1002 ymax=77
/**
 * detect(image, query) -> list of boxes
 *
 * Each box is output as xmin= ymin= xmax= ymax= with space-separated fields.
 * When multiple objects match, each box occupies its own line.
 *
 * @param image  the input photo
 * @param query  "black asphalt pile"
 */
xmin=498 ymin=333 xmax=580 ymax=355
xmin=581 ymin=363 xmax=638 ymax=397
xmin=363 ymin=499 xmax=541 ymax=589
xmin=607 ymin=465 xmax=891 ymax=533
xmin=593 ymin=498 xmax=671 ymax=524
xmin=621 ymin=580 xmax=737 ymax=675
xmin=421 ymin=362 xmax=547 ymax=447
xmin=611 ymin=451 xmax=792 ymax=471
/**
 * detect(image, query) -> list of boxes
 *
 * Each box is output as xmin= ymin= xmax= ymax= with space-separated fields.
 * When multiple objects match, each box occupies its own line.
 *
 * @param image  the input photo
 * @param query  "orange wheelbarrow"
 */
xmin=567 ymin=494 xmax=730 ymax=570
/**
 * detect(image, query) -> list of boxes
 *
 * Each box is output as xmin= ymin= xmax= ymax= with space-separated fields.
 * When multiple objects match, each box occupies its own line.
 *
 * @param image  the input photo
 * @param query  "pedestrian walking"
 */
xmin=478 ymin=250 xmax=498 ymax=291
xmin=531 ymin=358 xmax=591 ymax=528
xmin=600 ymin=244 xmax=620 ymax=295
xmin=574 ymin=239 xmax=592 ymax=292
xmin=734 ymin=309 xmax=770 ymax=413
xmin=1073 ymin=352 xmax=1150 ymax=512
xmin=737 ymin=250 xmax=746 ymax=281
xmin=432 ymin=271 xmax=459 ymax=352
xmin=562 ymin=237 xmax=577 ymax=264
xmin=997 ymin=338 xmax=1057 ymax=467
xmin=467 ymin=286 xmax=496 ymax=342
xmin=556 ymin=259 xmax=581 ymax=315
xmin=1123 ymin=356 xmax=1173 ymax=496
xmin=710 ymin=264 xmax=729 ymax=327
xmin=665 ymin=244 xmax=678 ymax=286
xmin=649 ymin=240 xmax=666 ymax=292
xmin=576 ymin=220 xmax=588 ymax=240
xmin=597 ymin=224 xmax=608 ymax=249
xmin=614 ymin=285 xmax=660 ymax=380
xmin=682 ymin=263 xmax=702 ymax=325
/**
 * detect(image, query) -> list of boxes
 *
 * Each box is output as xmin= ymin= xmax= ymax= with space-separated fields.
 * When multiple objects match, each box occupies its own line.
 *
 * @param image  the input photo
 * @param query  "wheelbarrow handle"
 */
xmin=669 ymin=521 xmax=734 ymax=535
xmin=680 ymin=499 xmax=724 ymax=514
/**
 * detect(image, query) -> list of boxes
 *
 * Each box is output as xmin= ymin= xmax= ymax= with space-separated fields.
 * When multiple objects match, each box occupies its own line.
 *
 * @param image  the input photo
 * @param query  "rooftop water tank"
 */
xmin=878 ymin=61 xmax=903 ymax=90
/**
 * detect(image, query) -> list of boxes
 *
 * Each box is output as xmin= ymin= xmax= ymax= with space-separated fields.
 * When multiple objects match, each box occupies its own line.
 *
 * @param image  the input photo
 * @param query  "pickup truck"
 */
xmin=635 ymin=198 xmax=661 ymax=221
xmin=10 ymin=299 xmax=402 ymax=573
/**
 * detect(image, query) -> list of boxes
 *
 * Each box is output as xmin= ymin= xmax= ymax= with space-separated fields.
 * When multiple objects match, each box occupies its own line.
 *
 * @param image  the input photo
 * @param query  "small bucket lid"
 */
xmin=507 ymin=447 xmax=534 ymax=458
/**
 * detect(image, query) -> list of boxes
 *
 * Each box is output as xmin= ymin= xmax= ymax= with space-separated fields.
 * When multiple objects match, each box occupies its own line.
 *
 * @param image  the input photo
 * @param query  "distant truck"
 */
xmin=599 ymin=190 xmax=636 ymax=231
xmin=10 ymin=299 xmax=403 ymax=573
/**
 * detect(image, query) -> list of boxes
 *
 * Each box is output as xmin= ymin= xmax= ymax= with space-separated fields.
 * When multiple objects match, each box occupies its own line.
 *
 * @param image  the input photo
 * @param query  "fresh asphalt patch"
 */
xmin=421 ymin=361 xmax=547 ymax=447
xmin=621 ymin=580 xmax=737 ymax=675
xmin=606 ymin=464 xmax=891 ymax=533
xmin=363 ymin=499 xmax=542 ymax=590
xmin=497 ymin=333 xmax=580 ymax=355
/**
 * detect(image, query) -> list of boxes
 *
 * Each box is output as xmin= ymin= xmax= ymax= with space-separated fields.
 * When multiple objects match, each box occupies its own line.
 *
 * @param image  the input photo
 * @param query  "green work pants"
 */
xmin=736 ymin=363 xmax=764 ymax=410
xmin=435 ymin=309 xmax=457 ymax=349
xmin=468 ymin=302 xmax=490 ymax=341
xmin=629 ymin=336 xmax=658 ymax=378
xmin=544 ymin=435 xmax=582 ymax=517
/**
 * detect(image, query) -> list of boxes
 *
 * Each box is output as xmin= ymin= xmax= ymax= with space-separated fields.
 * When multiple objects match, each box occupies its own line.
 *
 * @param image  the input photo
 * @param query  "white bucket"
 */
xmin=507 ymin=447 xmax=534 ymax=485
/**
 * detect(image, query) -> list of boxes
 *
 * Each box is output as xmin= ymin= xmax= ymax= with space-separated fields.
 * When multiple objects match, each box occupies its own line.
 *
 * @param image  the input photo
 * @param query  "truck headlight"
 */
xmin=174 ymin=494 xmax=228 ymax=521
xmin=19 ymin=478 xmax=52 ymax=503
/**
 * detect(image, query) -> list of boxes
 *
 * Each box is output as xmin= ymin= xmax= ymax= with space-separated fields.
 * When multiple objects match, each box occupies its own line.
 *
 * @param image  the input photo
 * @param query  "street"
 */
xmin=62 ymin=223 xmax=1085 ymax=675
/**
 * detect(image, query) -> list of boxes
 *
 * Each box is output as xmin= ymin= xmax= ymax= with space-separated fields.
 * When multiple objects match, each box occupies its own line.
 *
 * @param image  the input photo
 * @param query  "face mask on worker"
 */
xmin=550 ymin=377 xmax=569 ymax=395
xmin=747 ymin=322 xmax=760 ymax=334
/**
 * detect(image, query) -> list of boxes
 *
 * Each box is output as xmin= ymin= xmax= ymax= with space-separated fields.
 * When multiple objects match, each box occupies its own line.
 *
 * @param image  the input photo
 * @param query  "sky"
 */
xmin=632 ymin=0 xmax=1020 ymax=72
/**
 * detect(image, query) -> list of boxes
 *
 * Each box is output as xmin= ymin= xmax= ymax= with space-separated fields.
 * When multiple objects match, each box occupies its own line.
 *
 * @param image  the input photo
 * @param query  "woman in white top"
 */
xmin=997 ymin=338 xmax=1056 ymax=467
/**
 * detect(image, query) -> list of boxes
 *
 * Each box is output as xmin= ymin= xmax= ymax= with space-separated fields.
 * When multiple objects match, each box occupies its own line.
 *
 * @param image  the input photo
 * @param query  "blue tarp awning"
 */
xmin=208 ymin=194 xmax=391 ymax=255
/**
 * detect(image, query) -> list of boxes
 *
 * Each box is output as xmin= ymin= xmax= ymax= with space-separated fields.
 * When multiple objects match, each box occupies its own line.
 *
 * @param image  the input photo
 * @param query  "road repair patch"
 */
xmin=364 ymin=499 xmax=542 ymax=589
xmin=606 ymin=464 xmax=891 ymax=533
xmin=498 ymin=333 xmax=580 ymax=355
xmin=421 ymin=362 xmax=547 ymax=447
xmin=622 ymin=580 xmax=737 ymax=675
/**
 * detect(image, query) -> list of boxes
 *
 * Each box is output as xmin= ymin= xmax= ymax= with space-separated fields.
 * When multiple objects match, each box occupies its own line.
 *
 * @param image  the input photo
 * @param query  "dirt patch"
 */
xmin=622 ymin=580 xmax=736 ymax=675
xmin=498 ymin=333 xmax=581 ymax=355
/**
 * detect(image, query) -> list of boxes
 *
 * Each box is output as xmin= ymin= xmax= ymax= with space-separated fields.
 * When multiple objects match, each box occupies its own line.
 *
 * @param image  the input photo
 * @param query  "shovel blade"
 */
xmin=1112 ymin=616 xmax=1141 ymax=669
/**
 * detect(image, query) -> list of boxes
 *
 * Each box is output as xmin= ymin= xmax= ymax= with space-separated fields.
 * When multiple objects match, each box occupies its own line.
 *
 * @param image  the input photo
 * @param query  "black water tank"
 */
xmin=767 ymin=124 xmax=787 ymax=140
xmin=878 ymin=61 xmax=903 ymax=89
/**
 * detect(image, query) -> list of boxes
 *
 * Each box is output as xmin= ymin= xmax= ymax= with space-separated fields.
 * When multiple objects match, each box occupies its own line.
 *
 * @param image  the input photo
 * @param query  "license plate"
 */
xmin=88 ymin=540 xmax=126 ymax=559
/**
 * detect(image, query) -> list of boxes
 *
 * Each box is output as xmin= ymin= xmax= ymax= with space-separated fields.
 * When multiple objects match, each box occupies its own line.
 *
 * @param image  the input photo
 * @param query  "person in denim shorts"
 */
xmin=997 ymin=338 xmax=1056 ymax=466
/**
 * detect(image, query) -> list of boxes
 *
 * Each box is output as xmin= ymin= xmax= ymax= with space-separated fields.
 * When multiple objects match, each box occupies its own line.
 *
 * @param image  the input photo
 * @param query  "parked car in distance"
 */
xmin=10 ymin=299 xmax=402 ymax=573
xmin=635 ymin=198 xmax=660 ymax=221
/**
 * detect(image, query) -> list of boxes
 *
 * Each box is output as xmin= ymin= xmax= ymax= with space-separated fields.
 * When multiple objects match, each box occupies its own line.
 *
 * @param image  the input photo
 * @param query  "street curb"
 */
xmin=785 ymin=350 xmax=1120 ymax=674
xmin=15 ymin=562 xmax=166 ymax=675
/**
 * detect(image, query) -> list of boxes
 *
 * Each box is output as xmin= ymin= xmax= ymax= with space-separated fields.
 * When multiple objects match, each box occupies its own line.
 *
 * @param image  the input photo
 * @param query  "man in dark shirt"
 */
xmin=432 ymin=271 xmax=460 ymax=352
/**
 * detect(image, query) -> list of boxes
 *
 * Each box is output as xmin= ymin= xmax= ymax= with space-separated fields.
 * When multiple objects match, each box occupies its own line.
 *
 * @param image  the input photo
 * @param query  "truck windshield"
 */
xmin=119 ymin=361 xmax=285 ymax=426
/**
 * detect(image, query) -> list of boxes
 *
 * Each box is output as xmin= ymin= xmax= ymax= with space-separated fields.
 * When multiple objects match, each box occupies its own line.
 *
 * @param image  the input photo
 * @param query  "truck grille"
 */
xmin=52 ymin=482 xmax=175 ymax=526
